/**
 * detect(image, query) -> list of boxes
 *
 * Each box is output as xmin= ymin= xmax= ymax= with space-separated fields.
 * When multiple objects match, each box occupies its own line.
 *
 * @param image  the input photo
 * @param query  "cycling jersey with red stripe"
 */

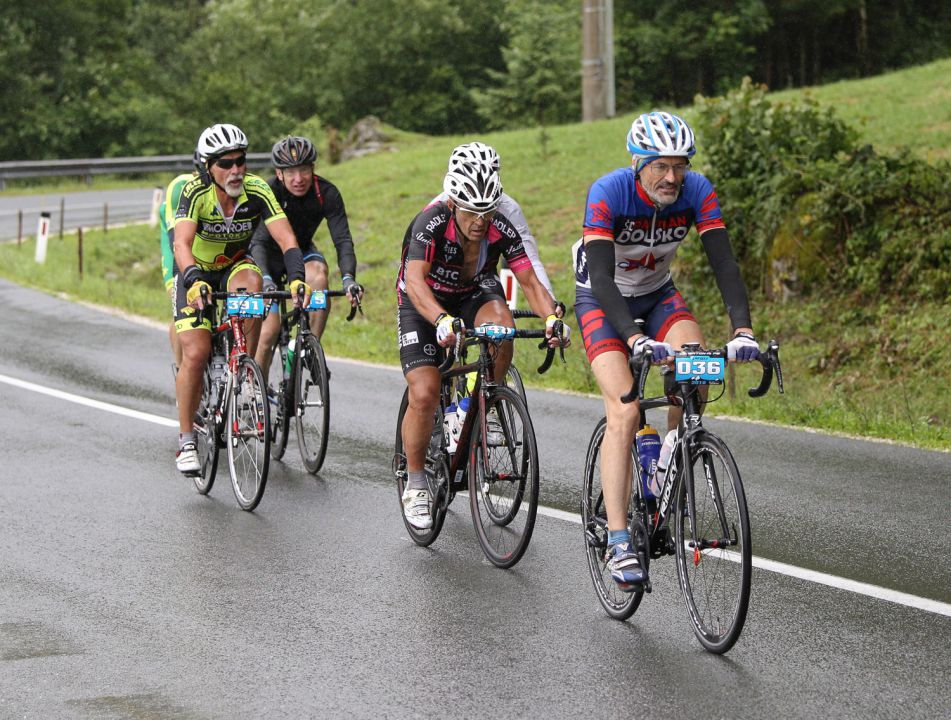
xmin=572 ymin=167 xmax=725 ymax=296
xmin=396 ymin=201 xmax=533 ymax=304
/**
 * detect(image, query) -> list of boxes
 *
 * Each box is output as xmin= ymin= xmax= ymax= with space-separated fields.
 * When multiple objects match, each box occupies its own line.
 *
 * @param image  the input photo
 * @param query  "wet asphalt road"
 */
xmin=1 ymin=279 xmax=949 ymax=718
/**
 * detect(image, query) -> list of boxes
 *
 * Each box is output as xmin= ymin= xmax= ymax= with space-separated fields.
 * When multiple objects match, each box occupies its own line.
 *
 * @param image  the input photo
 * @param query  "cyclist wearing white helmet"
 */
xmin=573 ymin=111 xmax=760 ymax=591
xmin=171 ymin=123 xmax=312 ymax=476
xmin=396 ymin=146 xmax=571 ymax=530
xmin=250 ymin=136 xmax=363 ymax=382
xmin=430 ymin=141 xmax=558 ymax=300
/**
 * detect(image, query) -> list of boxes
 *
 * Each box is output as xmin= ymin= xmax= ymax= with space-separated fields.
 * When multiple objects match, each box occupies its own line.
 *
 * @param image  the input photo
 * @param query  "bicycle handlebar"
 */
xmin=620 ymin=339 xmax=784 ymax=405
xmin=436 ymin=322 xmax=563 ymax=375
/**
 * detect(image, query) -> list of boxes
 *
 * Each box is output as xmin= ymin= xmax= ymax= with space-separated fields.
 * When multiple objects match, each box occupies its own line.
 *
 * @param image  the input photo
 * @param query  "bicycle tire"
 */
xmin=227 ymin=356 xmax=270 ymax=511
xmin=673 ymin=430 xmax=751 ymax=654
xmin=468 ymin=386 xmax=539 ymax=568
xmin=504 ymin=364 xmax=528 ymax=408
xmin=581 ymin=418 xmax=646 ymax=619
xmin=295 ymin=334 xmax=330 ymax=474
xmin=268 ymin=340 xmax=291 ymax=461
xmin=193 ymin=368 xmax=220 ymax=495
xmin=393 ymin=389 xmax=448 ymax=546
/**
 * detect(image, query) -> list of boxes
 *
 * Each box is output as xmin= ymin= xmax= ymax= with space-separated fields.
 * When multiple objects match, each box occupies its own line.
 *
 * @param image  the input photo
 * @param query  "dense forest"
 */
xmin=1 ymin=0 xmax=948 ymax=161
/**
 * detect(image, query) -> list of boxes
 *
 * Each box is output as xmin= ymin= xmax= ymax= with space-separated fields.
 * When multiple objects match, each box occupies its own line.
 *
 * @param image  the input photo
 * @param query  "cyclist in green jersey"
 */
xmin=171 ymin=123 xmax=312 ymax=475
xmin=160 ymin=161 xmax=198 ymax=370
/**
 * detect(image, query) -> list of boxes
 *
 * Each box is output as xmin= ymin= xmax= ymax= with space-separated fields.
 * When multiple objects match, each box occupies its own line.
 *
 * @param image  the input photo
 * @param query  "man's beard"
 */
xmin=223 ymin=178 xmax=244 ymax=198
xmin=645 ymin=183 xmax=679 ymax=209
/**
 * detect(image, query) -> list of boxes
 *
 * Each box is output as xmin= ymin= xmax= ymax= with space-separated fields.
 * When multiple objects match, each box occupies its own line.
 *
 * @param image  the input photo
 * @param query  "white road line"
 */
xmin=538 ymin=504 xmax=951 ymax=618
xmin=0 ymin=373 xmax=178 ymax=428
xmin=3 ymin=372 xmax=949 ymax=618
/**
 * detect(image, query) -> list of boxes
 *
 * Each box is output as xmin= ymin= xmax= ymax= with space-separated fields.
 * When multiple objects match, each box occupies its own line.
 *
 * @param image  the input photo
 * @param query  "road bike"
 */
xmin=393 ymin=322 xmax=564 ymax=568
xmin=191 ymin=289 xmax=283 ymax=511
xmin=266 ymin=286 xmax=362 ymax=473
xmin=582 ymin=340 xmax=783 ymax=653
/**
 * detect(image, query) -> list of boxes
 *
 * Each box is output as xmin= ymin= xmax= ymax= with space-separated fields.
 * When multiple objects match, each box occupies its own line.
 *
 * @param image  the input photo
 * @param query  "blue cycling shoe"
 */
xmin=607 ymin=542 xmax=647 ymax=592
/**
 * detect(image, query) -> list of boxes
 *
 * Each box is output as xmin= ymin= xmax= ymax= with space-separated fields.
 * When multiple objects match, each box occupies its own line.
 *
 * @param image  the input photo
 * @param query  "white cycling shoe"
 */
xmin=176 ymin=442 xmax=200 ymax=475
xmin=401 ymin=487 xmax=433 ymax=530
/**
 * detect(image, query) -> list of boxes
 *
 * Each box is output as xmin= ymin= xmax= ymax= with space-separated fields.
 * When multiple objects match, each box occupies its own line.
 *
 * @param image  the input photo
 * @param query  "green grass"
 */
xmin=2 ymin=60 xmax=949 ymax=451
xmin=770 ymin=58 xmax=951 ymax=162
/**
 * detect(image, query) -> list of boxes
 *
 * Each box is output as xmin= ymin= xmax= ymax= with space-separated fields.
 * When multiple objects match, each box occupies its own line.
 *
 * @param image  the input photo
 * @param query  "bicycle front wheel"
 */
xmin=227 ymin=357 xmax=270 ymax=511
xmin=581 ymin=418 xmax=645 ymax=620
xmin=295 ymin=334 xmax=330 ymax=473
xmin=674 ymin=431 xmax=751 ymax=654
xmin=468 ymin=387 xmax=538 ymax=568
xmin=193 ymin=368 xmax=220 ymax=495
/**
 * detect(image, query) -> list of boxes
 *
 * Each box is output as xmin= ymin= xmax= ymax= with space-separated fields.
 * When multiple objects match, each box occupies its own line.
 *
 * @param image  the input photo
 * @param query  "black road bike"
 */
xmin=266 ymin=286 xmax=362 ymax=473
xmin=393 ymin=322 xmax=564 ymax=568
xmin=582 ymin=340 xmax=783 ymax=653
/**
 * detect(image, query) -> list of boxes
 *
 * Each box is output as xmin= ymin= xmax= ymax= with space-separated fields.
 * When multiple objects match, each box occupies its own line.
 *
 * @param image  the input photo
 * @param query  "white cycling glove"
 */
xmin=632 ymin=335 xmax=674 ymax=364
xmin=545 ymin=314 xmax=571 ymax=346
xmin=435 ymin=313 xmax=463 ymax=346
xmin=727 ymin=332 xmax=761 ymax=362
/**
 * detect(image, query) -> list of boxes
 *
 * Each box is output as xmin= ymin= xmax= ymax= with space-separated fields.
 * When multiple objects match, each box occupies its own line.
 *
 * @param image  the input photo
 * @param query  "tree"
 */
xmin=472 ymin=0 xmax=580 ymax=130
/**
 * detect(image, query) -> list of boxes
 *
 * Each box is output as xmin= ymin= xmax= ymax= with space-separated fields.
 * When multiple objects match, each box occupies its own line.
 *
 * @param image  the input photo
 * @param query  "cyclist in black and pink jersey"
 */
xmin=575 ymin=111 xmax=761 ymax=591
xmin=396 ymin=151 xmax=570 ymax=531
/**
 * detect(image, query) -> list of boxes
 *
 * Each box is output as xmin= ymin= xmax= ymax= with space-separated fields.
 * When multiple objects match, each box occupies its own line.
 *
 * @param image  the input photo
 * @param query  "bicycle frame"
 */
xmin=625 ymin=342 xmax=784 ymax=559
xmin=430 ymin=326 xmax=556 ymax=508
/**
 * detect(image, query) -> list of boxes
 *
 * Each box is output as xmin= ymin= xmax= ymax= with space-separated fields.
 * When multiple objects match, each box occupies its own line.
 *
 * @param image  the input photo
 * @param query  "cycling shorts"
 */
xmin=254 ymin=240 xmax=327 ymax=287
xmin=574 ymin=280 xmax=696 ymax=363
xmin=397 ymin=276 xmax=507 ymax=375
xmin=172 ymin=259 xmax=263 ymax=333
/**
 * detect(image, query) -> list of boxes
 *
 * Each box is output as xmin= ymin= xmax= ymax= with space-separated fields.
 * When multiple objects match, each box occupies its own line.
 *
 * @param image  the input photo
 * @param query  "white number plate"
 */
xmin=675 ymin=354 xmax=725 ymax=384
xmin=226 ymin=295 xmax=266 ymax=317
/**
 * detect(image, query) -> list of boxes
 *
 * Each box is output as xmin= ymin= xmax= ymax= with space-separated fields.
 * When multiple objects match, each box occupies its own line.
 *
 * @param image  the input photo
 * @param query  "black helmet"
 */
xmin=272 ymin=136 xmax=317 ymax=168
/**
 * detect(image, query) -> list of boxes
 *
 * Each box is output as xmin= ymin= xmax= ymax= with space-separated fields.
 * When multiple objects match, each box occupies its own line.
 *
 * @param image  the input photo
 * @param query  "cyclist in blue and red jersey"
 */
xmin=396 ymin=151 xmax=570 ymax=531
xmin=574 ymin=111 xmax=761 ymax=591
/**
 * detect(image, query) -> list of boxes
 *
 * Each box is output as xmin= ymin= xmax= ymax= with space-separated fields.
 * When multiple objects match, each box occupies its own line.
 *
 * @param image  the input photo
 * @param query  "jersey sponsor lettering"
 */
xmin=577 ymin=167 xmax=725 ymax=296
xmin=398 ymin=202 xmax=529 ymax=302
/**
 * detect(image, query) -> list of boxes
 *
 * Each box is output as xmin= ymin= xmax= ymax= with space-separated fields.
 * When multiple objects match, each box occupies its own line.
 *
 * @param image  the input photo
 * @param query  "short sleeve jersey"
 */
xmin=174 ymin=173 xmax=285 ymax=271
xmin=572 ymin=167 xmax=725 ymax=296
xmin=397 ymin=201 xmax=533 ymax=304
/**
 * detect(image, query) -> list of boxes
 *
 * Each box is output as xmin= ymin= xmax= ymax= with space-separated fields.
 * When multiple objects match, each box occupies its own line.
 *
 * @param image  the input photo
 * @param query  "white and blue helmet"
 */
xmin=626 ymin=112 xmax=696 ymax=170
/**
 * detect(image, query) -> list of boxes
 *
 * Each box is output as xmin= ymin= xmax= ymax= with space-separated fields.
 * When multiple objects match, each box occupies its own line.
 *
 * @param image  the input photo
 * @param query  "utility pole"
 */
xmin=582 ymin=0 xmax=615 ymax=122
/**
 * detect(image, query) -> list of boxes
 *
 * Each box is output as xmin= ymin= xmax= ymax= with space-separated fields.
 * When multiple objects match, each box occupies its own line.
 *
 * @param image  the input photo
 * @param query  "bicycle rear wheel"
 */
xmin=468 ymin=387 xmax=538 ymax=568
xmin=193 ymin=368 xmax=220 ymax=494
xmin=295 ymin=334 xmax=330 ymax=473
xmin=268 ymin=339 xmax=291 ymax=461
xmin=504 ymin=364 xmax=528 ymax=408
xmin=674 ymin=431 xmax=751 ymax=654
xmin=581 ymin=418 xmax=646 ymax=620
xmin=227 ymin=356 xmax=270 ymax=511
xmin=393 ymin=389 xmax=448 ymax=546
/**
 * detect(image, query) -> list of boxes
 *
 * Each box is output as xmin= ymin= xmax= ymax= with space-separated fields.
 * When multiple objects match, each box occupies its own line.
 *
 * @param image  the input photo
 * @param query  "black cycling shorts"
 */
xmin=397 ymin=275 xmax=507 ymax=374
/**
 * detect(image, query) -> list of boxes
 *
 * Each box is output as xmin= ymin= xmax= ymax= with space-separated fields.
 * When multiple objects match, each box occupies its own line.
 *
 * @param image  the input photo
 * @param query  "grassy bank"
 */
xmin=2 ymin=60 xmax=949 ymax=451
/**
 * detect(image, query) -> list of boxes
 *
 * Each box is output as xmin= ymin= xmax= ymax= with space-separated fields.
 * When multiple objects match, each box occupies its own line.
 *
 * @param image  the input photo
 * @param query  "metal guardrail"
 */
xmin=0 ymin=153 xmax=272 ymax=189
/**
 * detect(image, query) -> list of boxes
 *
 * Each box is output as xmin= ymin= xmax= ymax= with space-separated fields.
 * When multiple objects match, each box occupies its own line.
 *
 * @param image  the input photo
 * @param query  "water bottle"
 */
xmin=635 ymin=425 xmax=661 ymax=499
xmin=451 ymin=397 xmax=470 ymax=448
xmin=210 ymin=352 xmax=227 ymax=384
xmin=444 ymin=402 xmax=458 ymax=453
xmin=284 ymin=338 xmax=296 ymax=374
xmin=652 ymin=429 xmax=678 ymax=497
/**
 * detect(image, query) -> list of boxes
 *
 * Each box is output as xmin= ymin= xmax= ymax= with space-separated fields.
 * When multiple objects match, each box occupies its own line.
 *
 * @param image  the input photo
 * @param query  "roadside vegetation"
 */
xmin=1 ymin=61 xmax=948 ymax=451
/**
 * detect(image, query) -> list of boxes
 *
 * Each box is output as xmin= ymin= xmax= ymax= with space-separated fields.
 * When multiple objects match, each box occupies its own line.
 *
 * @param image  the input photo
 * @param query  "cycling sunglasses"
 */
xmin=215 ymin=155 xmax=247 ymax=170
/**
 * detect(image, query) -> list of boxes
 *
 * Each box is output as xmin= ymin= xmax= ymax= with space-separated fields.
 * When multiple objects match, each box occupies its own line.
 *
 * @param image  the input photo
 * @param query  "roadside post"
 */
xmin=34 ymin=212 xmax=51 ymax=264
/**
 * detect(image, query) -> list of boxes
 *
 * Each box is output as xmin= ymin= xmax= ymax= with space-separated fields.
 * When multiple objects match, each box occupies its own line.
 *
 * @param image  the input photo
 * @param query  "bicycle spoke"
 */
xmin=227 ymin=358 xmax=270 ymax=511
xmin=675 ymin=433 xmax=751 ymax=653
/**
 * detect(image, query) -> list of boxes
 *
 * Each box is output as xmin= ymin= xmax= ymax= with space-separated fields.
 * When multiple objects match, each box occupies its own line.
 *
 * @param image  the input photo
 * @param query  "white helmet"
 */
xmin=448 ymin=141 xmax=500 ymax=173
xmin=196 ymin=123 xmax=249 ymax=163
xmin=443 ymin=151 xmax=503 ymax=212
xmin=626 ymin=112 xmax=696 ymax=162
